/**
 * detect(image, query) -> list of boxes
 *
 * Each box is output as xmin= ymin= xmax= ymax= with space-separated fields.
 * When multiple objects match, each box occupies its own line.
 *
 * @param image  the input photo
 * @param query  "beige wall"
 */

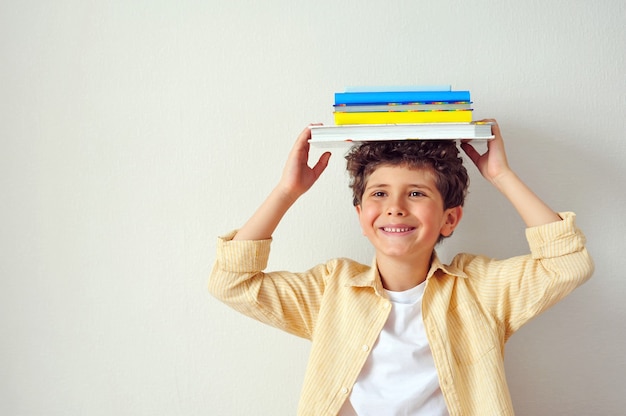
xmin=2 ymin=0 xmax=625 ymax=414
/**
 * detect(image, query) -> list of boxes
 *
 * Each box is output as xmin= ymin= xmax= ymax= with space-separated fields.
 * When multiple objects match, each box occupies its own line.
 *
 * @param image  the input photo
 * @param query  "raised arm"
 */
xmin=460 ymin=120 xmax=561 ymax=227
xmin=233 ymin=125 xmax=332 ymax=241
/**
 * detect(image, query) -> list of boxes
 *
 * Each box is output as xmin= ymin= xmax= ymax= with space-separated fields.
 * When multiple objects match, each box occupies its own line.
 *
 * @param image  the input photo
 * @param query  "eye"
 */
xmin=372 ymin=191 xmax=386 ymax=198
xmin=409 ymin=190 xmax=425 ymax=197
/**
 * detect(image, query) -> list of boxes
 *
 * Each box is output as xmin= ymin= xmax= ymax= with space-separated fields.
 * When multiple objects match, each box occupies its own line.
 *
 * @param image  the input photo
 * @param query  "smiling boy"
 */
xmin=209 ymin=120 xmax=594 ymax=415
xmin=352 ymin=154 xmax=463 ymax=292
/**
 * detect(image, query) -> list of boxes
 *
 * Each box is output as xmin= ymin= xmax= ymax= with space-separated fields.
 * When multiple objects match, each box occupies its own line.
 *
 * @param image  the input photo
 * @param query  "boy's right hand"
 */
xmin=233 ymin=125 xmax=331 ymax=241
xmin=277 ymin=125 xmax=332 ymax=203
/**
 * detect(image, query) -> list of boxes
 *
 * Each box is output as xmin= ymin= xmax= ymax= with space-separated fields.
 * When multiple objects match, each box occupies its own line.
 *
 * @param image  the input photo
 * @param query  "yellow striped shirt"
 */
xmin=209 ymin=212 xmax=593 ymax=415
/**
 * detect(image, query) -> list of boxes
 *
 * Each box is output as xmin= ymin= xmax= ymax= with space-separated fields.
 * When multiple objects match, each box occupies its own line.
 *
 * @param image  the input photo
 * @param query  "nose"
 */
xmin=386 ymin=197 xmax=406 ymax=216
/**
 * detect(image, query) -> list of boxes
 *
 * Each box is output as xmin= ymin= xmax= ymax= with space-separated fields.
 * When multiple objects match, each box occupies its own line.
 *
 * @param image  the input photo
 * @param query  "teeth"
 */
xmin=383 ymin=227 xmax=412 ymax=233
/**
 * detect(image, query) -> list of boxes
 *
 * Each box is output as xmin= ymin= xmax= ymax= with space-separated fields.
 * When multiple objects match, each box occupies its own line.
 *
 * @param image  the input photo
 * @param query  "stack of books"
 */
xmin=309 ymin=85 xmax=494 ymax=145
xmin=333 ymin=85 xmax=473 ymax=125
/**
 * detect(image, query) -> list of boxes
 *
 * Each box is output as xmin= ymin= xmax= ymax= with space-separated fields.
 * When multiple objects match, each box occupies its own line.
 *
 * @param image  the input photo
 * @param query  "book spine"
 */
xmin=333 ymin=110 xmax=473 ymax=125
xmin=334 ymin=90 xmax=471 ymax=105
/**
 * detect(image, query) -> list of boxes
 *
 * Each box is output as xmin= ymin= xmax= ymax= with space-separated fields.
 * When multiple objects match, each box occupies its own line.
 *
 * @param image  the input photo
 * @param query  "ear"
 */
xmin=440 ymin=206 xmax=463 ymax=237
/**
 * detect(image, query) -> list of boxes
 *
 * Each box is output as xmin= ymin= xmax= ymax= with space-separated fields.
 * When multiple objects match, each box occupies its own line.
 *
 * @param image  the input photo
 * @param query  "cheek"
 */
xmin=357 ymin=204 xmax=379 ymax=227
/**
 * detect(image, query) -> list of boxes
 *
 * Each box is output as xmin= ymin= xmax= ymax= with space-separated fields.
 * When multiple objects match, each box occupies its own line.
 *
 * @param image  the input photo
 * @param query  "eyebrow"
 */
xmin=364 ymin=183 xmax=435 ymax=192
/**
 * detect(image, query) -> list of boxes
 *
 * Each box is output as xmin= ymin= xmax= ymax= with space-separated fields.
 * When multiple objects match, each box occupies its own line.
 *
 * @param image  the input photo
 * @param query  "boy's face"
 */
xmin=355 ymin=164 xmax=462 ymax=263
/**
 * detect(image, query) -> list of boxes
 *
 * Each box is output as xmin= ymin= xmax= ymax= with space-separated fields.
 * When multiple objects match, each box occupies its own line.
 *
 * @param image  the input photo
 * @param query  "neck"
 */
xmin=376 ymin=251 xmax=433 ymax=292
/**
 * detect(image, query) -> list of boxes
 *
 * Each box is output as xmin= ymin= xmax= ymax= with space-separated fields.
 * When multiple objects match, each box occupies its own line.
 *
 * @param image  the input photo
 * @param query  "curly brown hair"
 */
xmin=345 ymin=140 xmax=469 ymax=209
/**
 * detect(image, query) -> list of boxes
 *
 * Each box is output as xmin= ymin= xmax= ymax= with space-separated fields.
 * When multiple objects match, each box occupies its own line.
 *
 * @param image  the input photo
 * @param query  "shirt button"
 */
xmin=362 ymin=345 xmax=369 ymax=352
xmin=341 ymin=387 xmax=349 ymax=394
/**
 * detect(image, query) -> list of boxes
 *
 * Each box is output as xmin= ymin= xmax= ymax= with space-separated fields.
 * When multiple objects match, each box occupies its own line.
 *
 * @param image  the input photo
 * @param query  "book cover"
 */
xmin=334 ymin=90 xmax=471 ymax=105
xmin=333 ymin=110 xmax=472 ymax=125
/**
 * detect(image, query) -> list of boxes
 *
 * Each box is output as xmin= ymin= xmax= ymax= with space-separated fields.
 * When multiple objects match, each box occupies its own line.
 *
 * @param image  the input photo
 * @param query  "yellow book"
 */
xmin=333 ymin=110 xmax=472 ymax=125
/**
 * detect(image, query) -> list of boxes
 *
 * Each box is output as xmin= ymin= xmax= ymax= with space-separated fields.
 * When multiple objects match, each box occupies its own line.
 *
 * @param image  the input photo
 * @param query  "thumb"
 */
xmin=460 ymin=142 xmax=481 ymax=166
xmin=311 ymin=152 xmax=331 ymax=179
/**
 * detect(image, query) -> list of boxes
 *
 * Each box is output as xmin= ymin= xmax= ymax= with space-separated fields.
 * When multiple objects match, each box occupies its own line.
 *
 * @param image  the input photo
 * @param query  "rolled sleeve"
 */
xmin=526 ymin=212 xmax=586 ymax=259
xmin=216 ymin=230 xmax=272 ymax=272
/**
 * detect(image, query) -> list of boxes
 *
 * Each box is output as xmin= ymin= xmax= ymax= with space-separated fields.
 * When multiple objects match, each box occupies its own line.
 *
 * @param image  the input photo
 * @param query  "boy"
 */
xmin=209 ymin=120 xmax=593 ymax=415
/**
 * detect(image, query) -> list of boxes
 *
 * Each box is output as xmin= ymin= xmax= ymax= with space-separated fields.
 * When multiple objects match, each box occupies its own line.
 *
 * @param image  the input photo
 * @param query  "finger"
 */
xmin=303 ymin=123 xmax=322 ymax=139
xmin=289 ymin=126 xmax=315 ymax=163
xmin=481 ymin=118 xmax=501 ymax=139
xmin=294 ymin=124 xmax=324 ymax=153
xmin=296 ymin=125 xmax=313 ymax=146
xmin=490 ymin=121 xmax=502 ymax=139
xmin=460 ymin=142 xmax=481 ymax=165
xmin=311 ymin=151 xmax=331 ymax=179
xmin=484 ymin=121 xmax=505 ymax=154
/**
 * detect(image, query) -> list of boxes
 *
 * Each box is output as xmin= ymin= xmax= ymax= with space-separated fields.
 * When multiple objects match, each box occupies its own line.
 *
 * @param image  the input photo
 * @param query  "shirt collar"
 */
xmin=429 ymin=251 xmax=468 ymax=280
xmin=347 ymin=251 xmax=468 ymax=294
xmin=348 ymin=257 xmax=386 ymax=296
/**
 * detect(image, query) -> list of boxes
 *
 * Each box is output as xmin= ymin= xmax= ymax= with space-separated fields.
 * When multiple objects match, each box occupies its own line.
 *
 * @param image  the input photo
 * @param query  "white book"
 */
xmin=309 ymin=122 xmax=494 ymax=147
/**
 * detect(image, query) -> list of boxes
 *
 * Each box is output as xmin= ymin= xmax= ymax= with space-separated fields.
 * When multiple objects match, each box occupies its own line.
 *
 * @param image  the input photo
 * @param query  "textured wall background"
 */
xmin=2 ymin=1 xmax=625 ymax=414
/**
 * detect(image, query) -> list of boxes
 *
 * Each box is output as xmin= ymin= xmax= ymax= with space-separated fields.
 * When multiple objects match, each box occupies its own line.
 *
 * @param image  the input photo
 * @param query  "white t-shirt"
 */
xmin=339 ymin=281 xmax=449 ymax=416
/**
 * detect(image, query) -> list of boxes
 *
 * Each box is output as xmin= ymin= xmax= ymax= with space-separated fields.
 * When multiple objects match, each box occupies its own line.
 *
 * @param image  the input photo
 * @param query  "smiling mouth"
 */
xmin=381 ymin=226 xmax=415 ymax=233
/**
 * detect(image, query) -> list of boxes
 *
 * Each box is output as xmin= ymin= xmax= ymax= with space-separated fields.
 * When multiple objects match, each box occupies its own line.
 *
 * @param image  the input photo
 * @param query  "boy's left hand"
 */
xmin=461 ymin=119 xmax=561 ymax=226
xmin=460 ymin=119 xmax=512 ymax=186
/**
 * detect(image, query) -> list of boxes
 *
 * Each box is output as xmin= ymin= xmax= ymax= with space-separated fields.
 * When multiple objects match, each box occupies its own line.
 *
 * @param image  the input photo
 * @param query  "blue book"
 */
xmin=334 ymin=90 xmax=471 ymax=105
